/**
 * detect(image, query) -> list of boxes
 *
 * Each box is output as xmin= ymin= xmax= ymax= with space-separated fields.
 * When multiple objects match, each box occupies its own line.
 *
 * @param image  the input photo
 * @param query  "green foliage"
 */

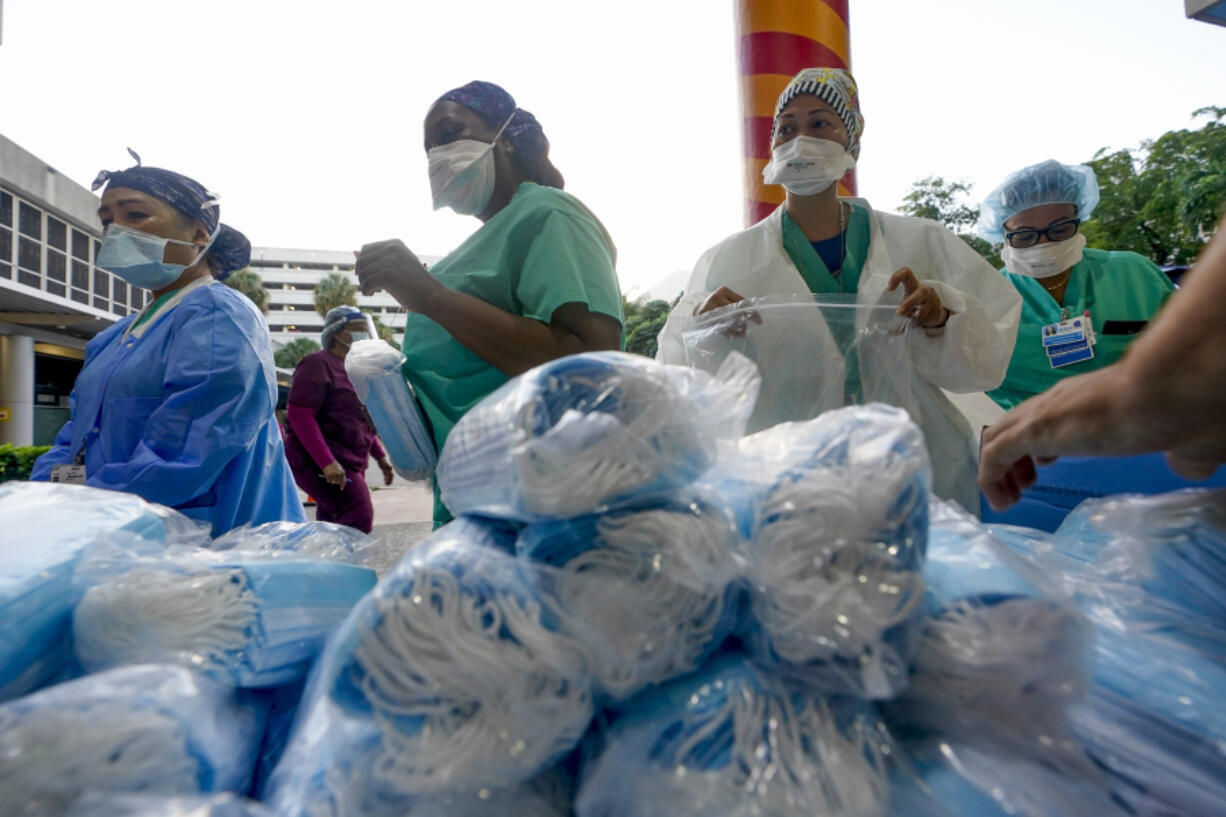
xmin=1082 ymin=107 xmax=1226 ymax=265
xmin=0 ymin=444 xmax=52 ymax=482
xmin=275 ymin=337 xmax=321 ymax=369
xmin=223 ymin=268 xmax=269 ymax=313
xmin=899 ymin=177 xmax=1003 ymax=268
xmin=314 ymin=272 xmax=359 ymax=318
xmin=622 ymin=296 xmax=675 ymax=358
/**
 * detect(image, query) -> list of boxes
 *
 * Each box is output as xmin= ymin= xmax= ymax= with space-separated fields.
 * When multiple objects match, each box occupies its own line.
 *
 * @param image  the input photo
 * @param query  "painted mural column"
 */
xmin=736 ymin=0 xmax=853 ymax=226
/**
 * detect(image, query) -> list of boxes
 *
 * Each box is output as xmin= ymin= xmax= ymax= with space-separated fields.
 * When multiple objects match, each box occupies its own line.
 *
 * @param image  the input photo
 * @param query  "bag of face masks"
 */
xmin=71 ymin=538 xmax=377 ymax=688
xmin=0 ymin=664 xmax=265 ymax=814
xmin=437 ymin=351 xmax=760 ymax=522
xmin=704 ymin=404 xmax=931 ymax=700
xmin=345 ymin=339 xmax=437 ymax=482
xmin=64 ymin=791 xmax=273 ymax=817
xmin=209 ymin=520 xmax=386 ymax=569
xmin=0 ymin=482 xmax=208 ymax=702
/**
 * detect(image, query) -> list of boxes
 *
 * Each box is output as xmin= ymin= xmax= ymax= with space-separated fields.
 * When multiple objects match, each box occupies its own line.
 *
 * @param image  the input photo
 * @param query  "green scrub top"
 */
xmin=781 ymin=200 xmax=872 ymax=400
xmin=988 ymin=248 xmax=1175 ymax=410
xmin=400 ymin=182 xmax=624 ymax=525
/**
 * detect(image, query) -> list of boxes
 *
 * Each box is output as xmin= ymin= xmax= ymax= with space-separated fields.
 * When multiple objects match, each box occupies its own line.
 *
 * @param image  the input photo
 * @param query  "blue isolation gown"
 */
xmin=31 ymin=278 xmax=304 ymax=535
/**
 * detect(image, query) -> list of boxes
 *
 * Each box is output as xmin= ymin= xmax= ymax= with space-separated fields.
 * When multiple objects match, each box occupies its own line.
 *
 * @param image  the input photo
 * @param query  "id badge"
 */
xmin=1047 ymin=340 xmax=1095 ymax=368
xmin=50 ymin=464 xmax=87 ymax=484
xmin=1041 ymin=316 xmax=1089 ymax=348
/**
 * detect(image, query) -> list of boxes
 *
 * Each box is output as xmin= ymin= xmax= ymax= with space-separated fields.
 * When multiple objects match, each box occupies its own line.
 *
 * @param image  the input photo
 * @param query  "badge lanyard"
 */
xmin=1041 ymin=308 xmax=1096 ymax=369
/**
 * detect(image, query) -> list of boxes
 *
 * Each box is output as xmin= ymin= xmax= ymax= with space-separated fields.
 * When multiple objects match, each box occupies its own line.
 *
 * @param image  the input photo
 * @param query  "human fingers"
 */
xmin=897 ymin=287 xmax=931 ymax=319
xmin=887 ymin=267 xmax=917 ymax=294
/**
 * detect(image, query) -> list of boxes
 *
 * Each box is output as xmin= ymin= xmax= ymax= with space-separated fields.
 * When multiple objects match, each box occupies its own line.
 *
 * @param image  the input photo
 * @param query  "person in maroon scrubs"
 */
xmin=282 ymin=307 xmax=394 ymax=532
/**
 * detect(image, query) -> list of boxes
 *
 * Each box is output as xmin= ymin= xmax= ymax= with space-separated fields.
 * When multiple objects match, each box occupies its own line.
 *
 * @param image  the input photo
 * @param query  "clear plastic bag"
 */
xmin=72 ymin=541 xmax=377 ymax=688
xmin=267 ymin=518 xmax=595 ymax=808
xmin=706 ymin=404 xmax=931 ymax=699
xmin=437 ymin=351 xmax=760 ymax=522
xmin=575 ymin=655 xmax=893 ymax=817
xmin=517 ymin=496 xmax=743 ymax=701
xmin=887 ymin=500 xmax=1091 ymax=772
xmin=0 ymin=664 xmax=265 ymax=814
xmin=65 ymin=791 xmax=273 ymax=817
xmin=0 ymin=482 xmax=208 ymax=702
xmin=344 ymin=338 xmax=437 ymax=481
xmin=210 ymin=521 xmax=386 ymax=568
xmin=680 ymin=295 xmax=917 ymax=434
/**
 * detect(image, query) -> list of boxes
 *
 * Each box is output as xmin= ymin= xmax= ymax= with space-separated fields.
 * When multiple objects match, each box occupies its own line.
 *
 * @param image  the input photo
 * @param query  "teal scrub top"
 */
xmin=781 ymin=200 xmax=872 ymax=400
xmin=400 ymin=182 xmax=624 ymax=524
xmin=988 ymin=248 xmax=1175 ymax=411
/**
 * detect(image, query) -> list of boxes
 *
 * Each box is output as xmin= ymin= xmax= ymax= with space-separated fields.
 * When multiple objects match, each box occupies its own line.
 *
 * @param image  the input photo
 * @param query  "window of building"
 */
xmin=0 ymin=191 xmax=12 ymax=228
xmin=71 ymin=229 xmax=91 ymax=261
xmin=0 ymin=225 xmax=11 ymax=277
xmin=18 ymin=236 xmax=42 ymax=289
xmin=47 ymin=249 xmax=67 ymax=283
xmin=112 ymin=278 xmax=128 ymax=314
xmin=47 ymin=216 xmax=67 ymax=251
xmin=18 ymin=202 xmax=41 ymax=239
xmin=93 ymin=268 xmax=111 ymax=309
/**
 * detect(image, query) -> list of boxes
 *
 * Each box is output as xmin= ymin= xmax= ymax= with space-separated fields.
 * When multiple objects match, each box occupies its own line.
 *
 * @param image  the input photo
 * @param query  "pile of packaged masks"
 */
xmin=0 ymin=482 xmax=383 ymax=815
xmin=345 ymin=338 xmax=436 ymax=481
xmin=6 ymin=350 xmax=1226 ymax=817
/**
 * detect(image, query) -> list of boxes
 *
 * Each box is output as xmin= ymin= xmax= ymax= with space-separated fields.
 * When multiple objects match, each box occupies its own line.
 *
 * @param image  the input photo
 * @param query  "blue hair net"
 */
xmin=320 ymin=306 xmax=364 ymax=349
xmin=977 ymin=160 xmax=1100 ymax=243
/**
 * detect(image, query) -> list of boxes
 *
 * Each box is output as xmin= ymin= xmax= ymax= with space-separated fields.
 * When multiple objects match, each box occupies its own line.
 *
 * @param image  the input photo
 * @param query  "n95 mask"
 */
xmin=428 ymin=112 xmax=516 ymax=216
xmin=763 ymin=136 xmax=857 ymax=196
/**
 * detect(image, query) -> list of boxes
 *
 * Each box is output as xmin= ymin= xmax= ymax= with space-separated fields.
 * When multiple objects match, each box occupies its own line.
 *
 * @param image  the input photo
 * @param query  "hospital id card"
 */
xmin=49 ymin=464 xmax=87 ymax=484
xmin=1047 ymin=340 xmax=1095 ymax=368
xmin=1041 ymin=316 xmax=1090 ymax=348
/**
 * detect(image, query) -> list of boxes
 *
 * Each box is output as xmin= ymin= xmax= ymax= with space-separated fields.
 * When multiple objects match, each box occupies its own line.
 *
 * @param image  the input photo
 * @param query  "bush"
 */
xmin=0 ymin=444 xmax=52 ymax=482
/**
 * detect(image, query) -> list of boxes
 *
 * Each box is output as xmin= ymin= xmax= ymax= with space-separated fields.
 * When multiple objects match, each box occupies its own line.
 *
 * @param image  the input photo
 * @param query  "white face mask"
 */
xmin=1001 ymin=233 xmax=1086 ymax=279
xmin=427 ymin=112 xmax=516 ymax=215
xmin=763 ymin=136 xmax=857 ymax=196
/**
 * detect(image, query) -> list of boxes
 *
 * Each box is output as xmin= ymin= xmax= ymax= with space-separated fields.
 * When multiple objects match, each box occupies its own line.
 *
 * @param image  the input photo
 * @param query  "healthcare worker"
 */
xmin=656 ymin=68 xmax=1021 ymax=509
xmin=30 ymin=156 xmax=304 ymax=535
xmin=354 ymin=81 xmax=624 ymax=525
xmin=977 ymin=160 xmax=1176 ymax=411
xmin=282 ymin=306 xmax=394 ymax=533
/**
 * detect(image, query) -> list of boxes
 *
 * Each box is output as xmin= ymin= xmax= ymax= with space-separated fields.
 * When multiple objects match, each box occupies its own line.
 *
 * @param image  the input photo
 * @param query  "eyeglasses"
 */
xmin=1004 ymin=218 xmax=1081 ymax=248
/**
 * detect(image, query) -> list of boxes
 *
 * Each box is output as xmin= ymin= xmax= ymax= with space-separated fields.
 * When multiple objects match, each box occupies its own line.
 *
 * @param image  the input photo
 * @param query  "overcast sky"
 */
xmin=2 ymin=0 xmax=1223 ymax=294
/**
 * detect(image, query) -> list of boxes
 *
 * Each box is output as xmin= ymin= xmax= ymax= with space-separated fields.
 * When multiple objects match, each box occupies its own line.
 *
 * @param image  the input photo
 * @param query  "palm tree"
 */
xmin=223 ymin=268 xmax=270 ymax=314
xmin=314 ymin=272 xmax=358 ymax=317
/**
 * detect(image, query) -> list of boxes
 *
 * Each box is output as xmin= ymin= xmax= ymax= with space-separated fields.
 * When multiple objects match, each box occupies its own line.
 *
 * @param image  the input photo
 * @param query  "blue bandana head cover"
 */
xmin=436 ymin=81 xmax=564 ymax=189
xmin=91 ymin=150 xmax=251 ymax=280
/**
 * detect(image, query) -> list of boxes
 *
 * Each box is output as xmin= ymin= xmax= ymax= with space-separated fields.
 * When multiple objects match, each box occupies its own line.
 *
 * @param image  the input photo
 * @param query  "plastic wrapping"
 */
xmin=680 ymin=295 xmax=917 ymax=434
xmin=72 ymin=541 xmax=376 ymax=687
xmin=344 ymin=338 xmax=436 ymax=481
xmin=267 ymin=518 xmax=594 ymax=810
xmin=995 ymin=490 xmax=1226 ymax=817
xmin=437 ymin=351 xmax=760 ymax=522
xmin=575 ymin=655 xmax=893 ymax=817
xmin=210 ymin=521 xmax=386 ymax=568
xmin=0 ymin=482 xmax=208 ymax=702
xmin=65 ymin=792 xmax=273 ymax=817
xmin=708 ymin=404 xmax=930 ymax=699
xmin=888 ymin=500 xmax=1090 ymax=769
xmin=886 ymin=738 xmax=1128 ymax=817
xmin=517 ymin=497 xmax=742 ymax=700
xmin=0 ymin=664 xmax=265 ymax=814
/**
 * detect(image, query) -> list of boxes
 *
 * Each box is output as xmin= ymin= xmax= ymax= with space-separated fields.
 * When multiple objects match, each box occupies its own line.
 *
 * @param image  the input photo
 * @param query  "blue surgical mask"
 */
xmin=96 ymin=223 xmax=217 ymax=290
xmin=347 ymin=332 xmax=371 ymax=343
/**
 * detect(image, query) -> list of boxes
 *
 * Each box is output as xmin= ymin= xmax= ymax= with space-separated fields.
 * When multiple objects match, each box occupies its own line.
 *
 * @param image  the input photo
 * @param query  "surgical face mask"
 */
xmin=347 ymin=332 xmax=370 ymax=343
xmin=96 ymin=222 xmax=218 ymax=290
xmin=428 ymin=112 xmax=516 ymax=215
xmin=1000 ymin=233 xmax=1086 ymax=279
xmin=763 ymin=136 xmax=857 ymax=196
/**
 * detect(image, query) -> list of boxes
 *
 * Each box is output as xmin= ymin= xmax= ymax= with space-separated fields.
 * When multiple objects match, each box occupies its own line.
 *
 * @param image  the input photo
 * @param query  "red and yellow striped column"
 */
xmin=736 ymin=0 xmax=853 ymax=226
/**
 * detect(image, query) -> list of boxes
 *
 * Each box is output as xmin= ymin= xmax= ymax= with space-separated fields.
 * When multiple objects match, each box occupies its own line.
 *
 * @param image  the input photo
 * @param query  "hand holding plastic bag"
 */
xmin=345 ymin=338 xmax=436 ymax=481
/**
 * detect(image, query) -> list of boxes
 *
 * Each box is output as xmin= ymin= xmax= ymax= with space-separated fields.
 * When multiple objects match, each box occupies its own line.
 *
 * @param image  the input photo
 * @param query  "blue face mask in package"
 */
xmin=71 ymin=541 xmax=377 ymax=688
xmin=0 ymin=664 xmax=265 ymax=813
xmin=0 ymin=482 xmax=208 ymax=702
xmin=517 ymin=497 xmax=743 ymax=702
xmin=266 ymin=518 xmax=596 ymax=813
xmin=437 ymin=351 xmax=760 ymax=522
xmin=887 ymin=500 xmax=1091 ymax=773
xmin=702 ymin=404 xmax=931 ymax=700
xmin=344 ymin=339 xmax=438 ymax=481
xmin=575 ymin=655 xmax=894 ymax=817
xmin=994 ymin=489 xmax=1226 ymax=817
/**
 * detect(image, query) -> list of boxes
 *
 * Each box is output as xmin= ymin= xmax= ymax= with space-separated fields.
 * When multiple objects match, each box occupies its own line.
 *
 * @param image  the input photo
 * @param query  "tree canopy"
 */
xmin=274 ymin=337 xmax=320 ymax=369
xmin=314 ymin=272 xmax=359 ymax=317
xmin=622 ymin=296 xmax=675 ymax=358
xmin=223 ymin=268 xmax=269 ymax=313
